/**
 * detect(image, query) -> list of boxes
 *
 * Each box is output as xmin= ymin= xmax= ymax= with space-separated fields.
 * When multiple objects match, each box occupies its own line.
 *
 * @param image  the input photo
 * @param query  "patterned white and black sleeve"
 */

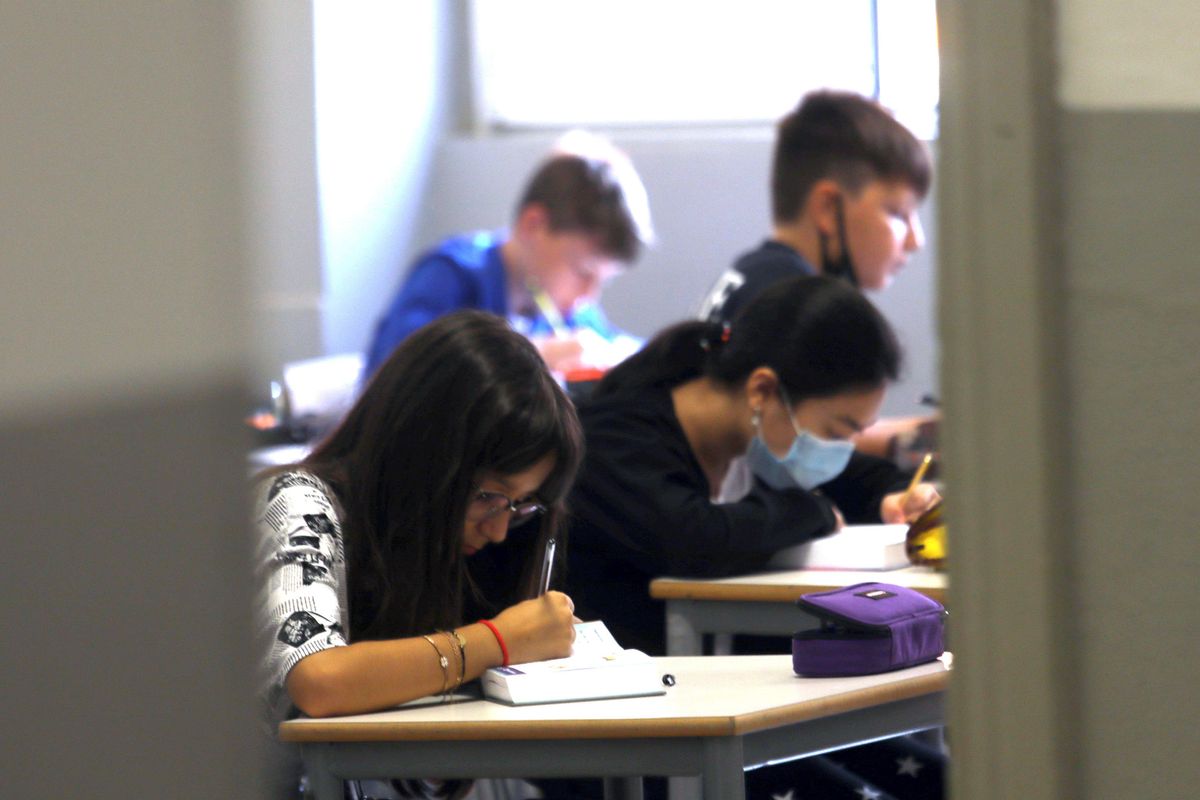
xmin=253 ymin=471 xmax=349 ymax=723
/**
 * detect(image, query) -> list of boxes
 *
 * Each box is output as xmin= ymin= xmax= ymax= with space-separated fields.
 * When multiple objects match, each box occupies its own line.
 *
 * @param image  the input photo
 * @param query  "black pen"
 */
xmin=539 ymin=538 xmax=557 ymax=595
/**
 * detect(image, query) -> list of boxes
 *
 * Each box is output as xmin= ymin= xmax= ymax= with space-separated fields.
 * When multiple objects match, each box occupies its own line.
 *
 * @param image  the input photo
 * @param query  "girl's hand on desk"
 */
xmin=491 ymin=591 xmax=577 ymax=664
xmin=881 ymin=483 xmax=941 ymax=524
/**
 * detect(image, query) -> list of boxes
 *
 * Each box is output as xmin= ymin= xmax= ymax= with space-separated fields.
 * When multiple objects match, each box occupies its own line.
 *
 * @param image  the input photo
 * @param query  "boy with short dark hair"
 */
xmin=365 ymin=133 xmax=654 ymax=378
xmin=700 ymin=89 xmax=931 ymax=323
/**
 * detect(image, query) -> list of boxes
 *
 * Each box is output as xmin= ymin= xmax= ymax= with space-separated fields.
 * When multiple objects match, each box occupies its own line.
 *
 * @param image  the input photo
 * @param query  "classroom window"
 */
xmin=470 ymin=0 xmax=939 ymax=138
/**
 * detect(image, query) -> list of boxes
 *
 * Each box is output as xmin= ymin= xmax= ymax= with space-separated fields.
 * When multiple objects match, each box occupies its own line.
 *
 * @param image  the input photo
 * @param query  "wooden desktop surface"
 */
xmin=649 ymin=567 xmax=947 ymax=605
xmin=279 ymin=654 xmax=949 ymax=743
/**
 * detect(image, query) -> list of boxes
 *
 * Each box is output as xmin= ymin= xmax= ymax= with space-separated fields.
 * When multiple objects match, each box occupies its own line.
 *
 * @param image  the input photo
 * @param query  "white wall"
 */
xmin=243 ymin=1 xmax=325 ymax=384
xmin=246 ymin=1 xmax=453 ymax=389
xmin=314 ymin=1 xmax=451 ymax=359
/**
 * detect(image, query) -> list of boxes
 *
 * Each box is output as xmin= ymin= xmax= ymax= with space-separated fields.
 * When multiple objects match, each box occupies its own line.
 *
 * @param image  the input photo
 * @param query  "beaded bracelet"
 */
xmin=421 ymin=634 xmax=450 ymax=698
xmin=478 ymin=618 xmax=509 ymax=667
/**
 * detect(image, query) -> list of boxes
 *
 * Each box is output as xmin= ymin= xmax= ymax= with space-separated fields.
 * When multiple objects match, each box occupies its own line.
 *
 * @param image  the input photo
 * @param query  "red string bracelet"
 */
xmin=478 ymin=619 xmax=510 ymax=667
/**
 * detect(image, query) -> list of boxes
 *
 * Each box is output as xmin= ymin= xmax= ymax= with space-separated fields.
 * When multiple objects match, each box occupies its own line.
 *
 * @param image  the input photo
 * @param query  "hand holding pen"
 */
xmin=491 ymin=539 xmax=574 ymax=664
xmin=881 ymin=452 xmax=941 ymax=524
xmin=490 ymin=589 xmax=577 ymax=665
xmin=531 ymin=288 xmax=571 ymax=339
xmin=528 ymin=287 xmax=588 ymax=372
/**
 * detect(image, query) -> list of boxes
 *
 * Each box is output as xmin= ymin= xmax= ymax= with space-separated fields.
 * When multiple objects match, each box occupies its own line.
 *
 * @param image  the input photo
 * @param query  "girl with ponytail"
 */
xmin=565 ymin=275 xmax=940 ymax=656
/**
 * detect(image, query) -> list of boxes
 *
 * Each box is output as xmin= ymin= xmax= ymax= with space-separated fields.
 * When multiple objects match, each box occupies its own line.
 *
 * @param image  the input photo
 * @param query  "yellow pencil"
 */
xmin=902 ymin=452 xmax=934 ymax=506
xmin=531 ymin=287 xmax=570 ymax=338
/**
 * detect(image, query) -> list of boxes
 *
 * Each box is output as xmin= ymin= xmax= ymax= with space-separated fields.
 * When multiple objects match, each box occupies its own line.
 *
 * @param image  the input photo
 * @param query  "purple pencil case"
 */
xmin=792 ymin=582 xmax=946 ymax=677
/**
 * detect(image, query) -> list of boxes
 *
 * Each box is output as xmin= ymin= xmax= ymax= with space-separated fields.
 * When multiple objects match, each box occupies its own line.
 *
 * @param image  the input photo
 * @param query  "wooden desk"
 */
xmin=280 ymin=654 xmax=949 ymax=800
xmin=650 ymin=568 xmax=948 ymax=655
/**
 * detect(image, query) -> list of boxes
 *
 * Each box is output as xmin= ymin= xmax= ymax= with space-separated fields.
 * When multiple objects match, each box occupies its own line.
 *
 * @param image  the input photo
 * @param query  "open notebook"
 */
xmin=767 ymin=523 xmax=911 ymax=570
xmin=481 ymin=620 xmax=666 ymax=706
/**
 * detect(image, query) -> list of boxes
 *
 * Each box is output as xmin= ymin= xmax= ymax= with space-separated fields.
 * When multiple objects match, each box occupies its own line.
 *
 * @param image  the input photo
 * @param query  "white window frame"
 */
xmin=468 ymin=0 xmax=938 ymax=138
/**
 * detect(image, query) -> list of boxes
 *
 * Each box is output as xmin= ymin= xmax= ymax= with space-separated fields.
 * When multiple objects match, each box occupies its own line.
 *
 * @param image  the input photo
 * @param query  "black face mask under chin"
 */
xmin=819 ymin=198 xmax=858 ymax=287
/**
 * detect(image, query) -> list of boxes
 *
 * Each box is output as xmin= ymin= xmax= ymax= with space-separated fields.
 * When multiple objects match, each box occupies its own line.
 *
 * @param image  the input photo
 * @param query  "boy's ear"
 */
xmin=806 ymin=179 xmax=844 ymax=238
xmin=513 ymin=203 xmax=551 ymax=241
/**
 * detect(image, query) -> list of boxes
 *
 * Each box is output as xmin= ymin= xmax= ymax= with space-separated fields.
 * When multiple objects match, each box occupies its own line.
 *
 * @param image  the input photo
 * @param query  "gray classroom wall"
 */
xmin=3 ymin=4 xmax=259 ymax=797
xmin=1054 ymin=5 xmax=1199 ymax=796
xmin=940 ymin=2 xmax=1200 ymax=798
xmin=1059 ymin=108 xmax=1199 ymax=797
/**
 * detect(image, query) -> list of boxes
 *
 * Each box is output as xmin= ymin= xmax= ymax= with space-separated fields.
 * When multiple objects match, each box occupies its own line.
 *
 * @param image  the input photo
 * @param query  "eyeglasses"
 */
xmin=468 ymin=490 xmax=546 ymax=529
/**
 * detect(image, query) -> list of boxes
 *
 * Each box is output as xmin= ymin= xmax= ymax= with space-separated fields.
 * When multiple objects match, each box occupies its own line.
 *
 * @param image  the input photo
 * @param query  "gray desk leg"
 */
xmin=304 ymin=745 xmax=343 ymax=800
xmin=913 ymin=725 xmax=947 ymax=753
xmin=667 ymin=775 xmax=701 ymax=800
xmin=664 ymin=601 xmax=703 ymax=656
xmin=602 ymin=776 xmax=645 ymax=800
xmin=702 ymin=738 xmax=745 ymax=800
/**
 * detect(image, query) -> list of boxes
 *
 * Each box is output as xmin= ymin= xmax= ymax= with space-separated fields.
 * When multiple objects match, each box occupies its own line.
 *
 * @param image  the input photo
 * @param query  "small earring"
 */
xmin=751 ymin=408 xmax=761 ymax=428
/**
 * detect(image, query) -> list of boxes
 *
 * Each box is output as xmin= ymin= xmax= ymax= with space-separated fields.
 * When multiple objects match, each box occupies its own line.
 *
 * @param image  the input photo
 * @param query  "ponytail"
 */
xmin=594 ymin=320 xmax=729 ymax=398
xmin=595 ymin=276 xmax=899 ymax=403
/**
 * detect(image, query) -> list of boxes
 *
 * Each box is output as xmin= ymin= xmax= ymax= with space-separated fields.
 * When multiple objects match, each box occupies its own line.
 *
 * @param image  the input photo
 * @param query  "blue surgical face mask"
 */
xmin=745 ymin=391 xmax=856 ymax=491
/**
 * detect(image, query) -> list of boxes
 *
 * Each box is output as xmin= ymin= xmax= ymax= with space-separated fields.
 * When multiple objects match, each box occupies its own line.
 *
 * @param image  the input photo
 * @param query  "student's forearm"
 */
xmin=285 ymin=623 xmax=505 ymax=718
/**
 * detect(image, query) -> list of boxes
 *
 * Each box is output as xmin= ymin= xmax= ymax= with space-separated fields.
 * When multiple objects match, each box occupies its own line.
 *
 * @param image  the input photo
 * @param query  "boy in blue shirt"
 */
xmin=365 ymin=135 xmax=654 ymax=378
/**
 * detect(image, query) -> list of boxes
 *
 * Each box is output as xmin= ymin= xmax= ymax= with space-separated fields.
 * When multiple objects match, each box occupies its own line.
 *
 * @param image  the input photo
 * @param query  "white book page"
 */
xmin=509 ymin=620 xmax=628 ymax=672
xmin=570 ymin=620 xmax=622 ymax=655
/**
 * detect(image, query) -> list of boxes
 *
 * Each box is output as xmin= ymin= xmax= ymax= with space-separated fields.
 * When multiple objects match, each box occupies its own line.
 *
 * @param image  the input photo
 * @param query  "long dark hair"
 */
xmin=596 ymin=275 xmax=901 ymax=401
xmin=298 ymin=311 xmax=584 ymax=641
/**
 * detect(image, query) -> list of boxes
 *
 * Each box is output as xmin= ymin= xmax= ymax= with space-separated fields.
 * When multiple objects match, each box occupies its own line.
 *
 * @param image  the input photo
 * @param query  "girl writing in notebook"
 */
xmin=254 ymin=310 xmax=583 ymax=799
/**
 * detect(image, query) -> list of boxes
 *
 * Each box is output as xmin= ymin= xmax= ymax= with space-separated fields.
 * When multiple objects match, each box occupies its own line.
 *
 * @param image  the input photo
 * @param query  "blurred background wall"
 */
xmin=939 ymin=2 xmax=1200 ymax=798
xmin=3 ymin=3 xmax=258 ymax=797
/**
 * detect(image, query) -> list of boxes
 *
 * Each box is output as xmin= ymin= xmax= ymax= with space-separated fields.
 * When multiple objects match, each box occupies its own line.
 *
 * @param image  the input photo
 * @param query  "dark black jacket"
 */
xmin=565 ymin=385 xmax=907 ymax=655
xmin=699 ymin=239 xmax=816 ymax=324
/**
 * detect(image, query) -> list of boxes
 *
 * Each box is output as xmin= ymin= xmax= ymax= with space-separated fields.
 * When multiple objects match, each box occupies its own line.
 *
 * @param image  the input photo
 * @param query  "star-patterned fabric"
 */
xmin=538 ymin=735 xmax=945 ymax=799
xmin=744 ymin=735 xmax=946 ymax=800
